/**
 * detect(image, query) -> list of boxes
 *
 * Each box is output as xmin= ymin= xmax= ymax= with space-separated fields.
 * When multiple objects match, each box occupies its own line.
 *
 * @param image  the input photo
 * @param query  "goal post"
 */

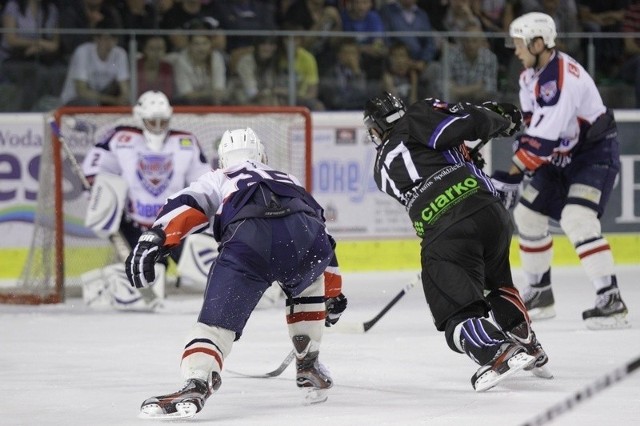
xmin=0 ymin=105 xmax=312 ymax=305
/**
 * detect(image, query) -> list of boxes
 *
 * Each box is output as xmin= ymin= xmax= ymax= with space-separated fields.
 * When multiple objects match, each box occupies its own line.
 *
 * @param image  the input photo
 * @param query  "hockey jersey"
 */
xmin=82 ymin=126 xmax=211 ymax=227
xmin=515 ymin=50 xmax=609 ymax=171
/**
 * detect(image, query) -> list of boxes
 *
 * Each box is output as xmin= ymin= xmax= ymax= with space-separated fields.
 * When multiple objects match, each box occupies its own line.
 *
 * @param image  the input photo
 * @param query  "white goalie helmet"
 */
xmin=133 ymin=90 xmax=173 ymax=152
xmin=217 ymin=127 xmax=267 ymax=168
xmin=508 ymin=12 xmax=557 ymax=49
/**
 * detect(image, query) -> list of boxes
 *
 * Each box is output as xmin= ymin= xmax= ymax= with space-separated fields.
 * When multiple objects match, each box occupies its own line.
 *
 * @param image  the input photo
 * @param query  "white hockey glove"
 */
xmin=325 ymin=293 xmax=348 ymax=327
xmin=490 ymin=170 xmax=524 ymax=210
xmin=125 ymin=228 xmax=168 ymax=288
xmin=482 ymin=101 xmax=523 ymax=137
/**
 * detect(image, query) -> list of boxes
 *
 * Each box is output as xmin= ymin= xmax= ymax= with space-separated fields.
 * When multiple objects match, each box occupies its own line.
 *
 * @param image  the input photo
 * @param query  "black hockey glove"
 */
xmin=325 ymin=293 xmax=348 ymax=327
xmin=490 ymin=170 xmax=524 ymax=210
xmin=125 ymin=227 xmax=168 ymax=288
xmin=482 ymin=101 xmax=523 ymax=137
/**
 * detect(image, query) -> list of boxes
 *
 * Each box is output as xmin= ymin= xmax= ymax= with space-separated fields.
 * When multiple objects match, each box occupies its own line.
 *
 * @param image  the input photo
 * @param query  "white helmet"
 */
xmin=508 ymin=12 xmax=557 ymax=49
xmin=133 ymin=90 xmax=173 ymax=152
xmin=217 ymin=127 xmax=267 ymax=168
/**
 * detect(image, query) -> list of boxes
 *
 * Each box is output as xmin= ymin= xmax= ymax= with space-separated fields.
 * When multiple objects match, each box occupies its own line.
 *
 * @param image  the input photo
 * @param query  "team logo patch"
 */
xmin=539 ymin=80 xmax=558 ymax=103
xmin=180 ymin=138 xmax=193 ymax=148
xmin=136 ymin=153 xmax=174 ymax=196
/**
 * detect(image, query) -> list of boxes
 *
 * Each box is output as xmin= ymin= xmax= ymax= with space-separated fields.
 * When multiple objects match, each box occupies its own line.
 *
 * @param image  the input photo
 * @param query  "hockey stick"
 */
xmin=49 ymin=118 xmax=159 ymax=307
xmin=330 ymin=274 xmax=420 ymax=333
xmin=520 ymin=354 xmax=640 ymax=426
xmin=226 ymin=349 xmax=296 ymax=379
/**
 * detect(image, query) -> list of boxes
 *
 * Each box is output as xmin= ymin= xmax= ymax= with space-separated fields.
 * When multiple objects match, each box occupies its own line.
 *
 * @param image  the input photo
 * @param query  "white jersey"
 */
xmin=515 ymin=50 xmax=607 ymax=170
xmin=152 ymin=160 xmax=306 ymax=246
xmin=82 ymin=126 xmax=211 ymax=227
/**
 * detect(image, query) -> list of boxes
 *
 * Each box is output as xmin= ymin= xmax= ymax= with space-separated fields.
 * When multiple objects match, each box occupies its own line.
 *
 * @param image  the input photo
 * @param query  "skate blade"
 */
xmin=528 ymin=306 xmax=556 ymax=321
xmin=584 ymin=313 xmax=631 ymax=330
xmin=301 ymin=387 xmax=329 ymax=405
xmin=138 ymin=402 xmax=198 ymax=420
xmin=474 ymin=353 xmax=535 ymax=392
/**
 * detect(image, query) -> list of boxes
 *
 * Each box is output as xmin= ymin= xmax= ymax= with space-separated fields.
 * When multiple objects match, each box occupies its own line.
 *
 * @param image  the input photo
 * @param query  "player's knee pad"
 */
xmin=181 ymin=322 xmax=235 ymax=381
xmin=513 ymin=203 xmax=548 ymax=238
xmin=559 ymin=204 xmax=602 ymax=245
xmin=286 ymin=275 xmax=325 ymax=343
xmin=443 ymin=302 xmax=489 ymax=353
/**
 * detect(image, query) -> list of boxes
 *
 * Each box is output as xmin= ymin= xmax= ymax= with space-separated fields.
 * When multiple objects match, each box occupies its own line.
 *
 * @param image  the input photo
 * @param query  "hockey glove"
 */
xmin=482 ymin=101 xmax=523 ymax=137
xmin=490 ymin=170 xmax=524 ymax=210
xmin=325 ymin=293 xmax=348 ymax=327
xmin=125 ymin=227 xmax=168 ymax=288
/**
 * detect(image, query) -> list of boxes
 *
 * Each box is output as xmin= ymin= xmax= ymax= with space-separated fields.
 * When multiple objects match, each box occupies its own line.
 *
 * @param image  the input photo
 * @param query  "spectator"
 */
xmin=320 ymin=37 xmax=370 ymax=110
xmin=137 ymin=35 xmax=175 ymax=101
xmin=340 ymin=0 xmax=387 ymax=79
xmin=159 ymin=0 xmax=217 ymax=54
xmin=273 ymin=23 xmax=324 ymax=110
xmin=59 ymin=17 xmax=130 ymax=106
xmin=418 ymin=0 xmax=450 ymax=31
xmin=448 ymin=23 xmax=498 ymax=103
xmin=443 ymin=0 xmax=482 ymax=36
xmin=0 ymin=0 xmax=66 ymax=111
xmin=619 ymin=0 xmax=640 ymax=107
xmin=58 ymin=0 xmax=122 ymax=61
xmin=281 ymin=0 xmax=342 ymax=74
xmin=233 ymin=36 xmax=280 ymax=105
xmin=380 ymin=0 xmax=443 ymax=98
xmin=173 ymin=18 xmax=228 ymax=105
xmin=114 ymin=0 xmax=158 ymax=51
xmin=381 ymin=42 xmax=419 ymax=105
xmin=212 ymin=0 xmax=277 ymax=73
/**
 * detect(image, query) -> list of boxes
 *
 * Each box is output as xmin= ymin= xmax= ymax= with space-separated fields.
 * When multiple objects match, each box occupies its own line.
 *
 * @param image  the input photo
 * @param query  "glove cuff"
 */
xmin=140 ymin=227 xmax=166 ymax=246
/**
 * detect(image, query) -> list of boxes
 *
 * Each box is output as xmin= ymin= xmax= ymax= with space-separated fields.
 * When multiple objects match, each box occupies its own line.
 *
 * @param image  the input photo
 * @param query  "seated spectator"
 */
xmin=273 ymin=24 xmax=324 ymax=110
xmin=340 ymin=0 xmax=387 ymax=79
xmin=59 ymin=0 xmax=122 ymax=61
xmin=447 ymin=22 xmax=498 ymax=103
xmin=173 ymin=18 xmax=228 ymax=105
xmin=281 ymin=0 xmax=342 ymax=75
xmin=212 ymin=0 xmax=277 ymax=73
xmin=137 ymin=35 xmax=175 ymax=101
xmin=319 ymin=37 xmax=370 ymax=110
xmin=59 ymin=17 xmax=130 ymax=106
xmin=233 ymin=36 xmax=280 ymax=105
xmin=114 ymin=0 xmax=158 ymax=52
xmin=159 ymin=0 xmax=216 ymax=54
xmin=0 ymin=0 xmax=66 ymax=111
xmin=443 ymin=0 xmax=482 ymax=38
xmin=381 ymin=42 xmax=419 ymax=106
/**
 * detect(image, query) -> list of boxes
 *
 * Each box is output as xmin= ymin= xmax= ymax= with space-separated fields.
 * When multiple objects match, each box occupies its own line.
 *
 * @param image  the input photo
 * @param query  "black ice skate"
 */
xmin=139 ymin=372 xmax=221 ymax=419
xmin=293 ymin=335 xmax=333 ymax=404
xmin=507 ymin=322 xmax=553 ymax=379
xmin=471 ymin=342 xmax=535 ymax=392
xmin=522 ymin=271 xmax=555 ymax=320
xmin=582 ymin=280 xmax=630 ymax=330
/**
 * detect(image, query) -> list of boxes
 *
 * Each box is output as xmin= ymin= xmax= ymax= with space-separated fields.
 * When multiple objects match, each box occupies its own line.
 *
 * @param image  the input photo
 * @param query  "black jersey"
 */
xmin=373 ymin=99 xmax=511 ymax=241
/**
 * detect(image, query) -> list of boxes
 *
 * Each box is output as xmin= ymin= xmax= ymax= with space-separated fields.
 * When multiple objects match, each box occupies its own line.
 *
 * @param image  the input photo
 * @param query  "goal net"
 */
xmin=0 ymin=106 xmax=312 ymax=304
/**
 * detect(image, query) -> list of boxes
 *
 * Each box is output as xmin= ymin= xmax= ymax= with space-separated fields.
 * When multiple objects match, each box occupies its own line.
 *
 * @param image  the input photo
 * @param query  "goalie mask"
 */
xmin=217 ymin=127 xmax=267 ymax=168
xmin=133 ymin=90 xmax=173 ymax=152
xmin=363 ymin=92 xmax=405 ymax=146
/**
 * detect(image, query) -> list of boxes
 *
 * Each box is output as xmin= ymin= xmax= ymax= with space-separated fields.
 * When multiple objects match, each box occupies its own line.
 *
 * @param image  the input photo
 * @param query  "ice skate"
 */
xmin=139 ymin=372 xmax=221 ymax=419
xmin=507 ymin=322 xmax=553 ymax=379
xmin=471 ymin=342 xmax=535 ymax=392
xmin=521 ymin=283 xmax=555 ymax=320
xmin=583 ymin=282 xmax=630 ymax=330
xmin=293 ymin=335 xmax=332 ymax=404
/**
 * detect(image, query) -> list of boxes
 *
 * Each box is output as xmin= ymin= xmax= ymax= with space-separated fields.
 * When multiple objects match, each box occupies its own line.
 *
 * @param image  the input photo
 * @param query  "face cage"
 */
xmin=143 ymin=118 xmax=170 ymax=135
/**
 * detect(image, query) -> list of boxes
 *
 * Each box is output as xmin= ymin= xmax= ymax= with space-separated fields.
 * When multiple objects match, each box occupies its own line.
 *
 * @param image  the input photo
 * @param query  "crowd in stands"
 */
xmin=1 ymin=0 xmax=639 ymax=112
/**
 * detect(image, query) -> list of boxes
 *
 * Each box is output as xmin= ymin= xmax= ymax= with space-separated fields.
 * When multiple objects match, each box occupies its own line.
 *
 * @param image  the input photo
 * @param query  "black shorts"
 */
xmin=420 ymin=202 xmax=514 ymax=331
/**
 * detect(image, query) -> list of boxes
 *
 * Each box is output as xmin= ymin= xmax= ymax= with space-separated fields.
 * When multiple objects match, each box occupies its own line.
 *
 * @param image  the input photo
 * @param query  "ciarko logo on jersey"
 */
xmin=413 ymin=177 xmax=480 ymax=236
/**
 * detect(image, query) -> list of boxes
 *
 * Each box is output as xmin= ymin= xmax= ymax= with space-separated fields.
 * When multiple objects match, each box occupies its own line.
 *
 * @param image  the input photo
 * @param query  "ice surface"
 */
xmin=1 ymin=266 xmax=639 ymax=425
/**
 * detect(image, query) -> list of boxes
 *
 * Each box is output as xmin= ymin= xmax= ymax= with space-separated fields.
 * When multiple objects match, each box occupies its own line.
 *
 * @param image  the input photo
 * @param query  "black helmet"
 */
xmin=363 ymin=92 xmax=406 ymax=139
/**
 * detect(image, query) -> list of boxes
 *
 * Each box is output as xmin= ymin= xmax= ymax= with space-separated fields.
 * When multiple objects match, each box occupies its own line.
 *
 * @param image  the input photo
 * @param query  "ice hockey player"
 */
xmin=125 ymin=128 xmax=347 ymax=419
xmin=363 ymin=92 xmax=551 ymax=391
xmin=81 ymin=90 xmax=212 ymax=310
xmin=490 ymin=12 xmax=629 ymax=329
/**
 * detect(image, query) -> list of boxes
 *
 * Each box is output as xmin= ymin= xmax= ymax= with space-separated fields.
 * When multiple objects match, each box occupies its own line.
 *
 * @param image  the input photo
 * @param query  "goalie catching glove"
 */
xmin=125 ymin=227 xmax=168 ymax=288
xmin=490 ymin=170 xmax=524 ymax=210
xmin=482 ymin=101 xmax=523 ymax=137
xmin=325 ymin=293 xmax=348 ymax=327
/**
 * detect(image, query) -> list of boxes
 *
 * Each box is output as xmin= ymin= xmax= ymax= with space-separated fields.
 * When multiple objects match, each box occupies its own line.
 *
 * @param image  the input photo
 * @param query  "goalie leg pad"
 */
xmin=177 ymin=233 xmax=218 ymax=289
xmin=84 ymin=172 xmax=128 ymax=238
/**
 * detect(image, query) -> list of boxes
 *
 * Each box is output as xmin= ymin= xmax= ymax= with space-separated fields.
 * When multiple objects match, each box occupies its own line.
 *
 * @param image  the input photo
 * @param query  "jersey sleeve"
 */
xmin=81 ymin=130 xmax=122 ymax=181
